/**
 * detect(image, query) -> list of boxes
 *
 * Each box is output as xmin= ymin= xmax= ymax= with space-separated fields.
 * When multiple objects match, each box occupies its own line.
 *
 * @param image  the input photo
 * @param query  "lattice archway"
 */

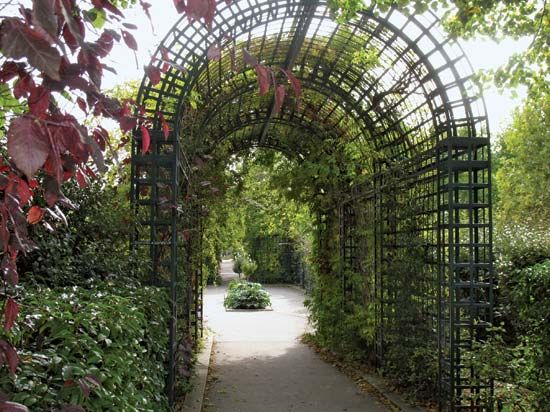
xmin=130 ymin=1 xmax=494 ymax=410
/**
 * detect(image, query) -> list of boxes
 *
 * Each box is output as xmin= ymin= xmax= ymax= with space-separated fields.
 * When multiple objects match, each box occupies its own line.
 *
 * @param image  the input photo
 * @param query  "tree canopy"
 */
xmin=495 ymin=91 xmax=550 ymax=227
xmin=329 ymin=0 xmax=549 ymax=96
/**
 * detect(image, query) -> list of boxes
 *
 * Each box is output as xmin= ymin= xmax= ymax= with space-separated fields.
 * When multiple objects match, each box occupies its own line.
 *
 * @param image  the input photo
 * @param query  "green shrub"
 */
xmin=0 ymin=285 xmax=170 ymax=411
xmin=223 ymin=280 xmax=271 ymax=309
xmin=496 ymin=224 xmax=550 ymax=270
xmin=232 ymin=254 xmax=244 ymax=276
xmin=18 ymin=181 xmax=147 ymax=287
xmin=232 ymin=254 xmax=257 ymax=280
xmin=246 ymin=235 xmax=305 ymax=284
xmin=466 ymin=224 xmax=550 ymax=410
xmin=484 ymin=260 xmax=550 ymax=409
xmin=241 ymin=259 xmax=257 ymax=279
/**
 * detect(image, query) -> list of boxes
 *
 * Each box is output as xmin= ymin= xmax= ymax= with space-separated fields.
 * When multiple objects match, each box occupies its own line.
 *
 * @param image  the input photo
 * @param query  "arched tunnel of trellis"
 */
xmin=130 ymin=1 xmax=494 ymax=410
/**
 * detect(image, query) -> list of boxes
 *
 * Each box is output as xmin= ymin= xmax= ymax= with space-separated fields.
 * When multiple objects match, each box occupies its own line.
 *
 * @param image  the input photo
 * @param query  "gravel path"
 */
xmin=202 ymin=260 xmax=389 ymax=412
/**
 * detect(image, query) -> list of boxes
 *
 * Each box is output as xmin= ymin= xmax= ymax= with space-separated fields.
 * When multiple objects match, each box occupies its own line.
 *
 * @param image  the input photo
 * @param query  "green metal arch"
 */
xmin=131 ymin=2 xmax=494 ymax=410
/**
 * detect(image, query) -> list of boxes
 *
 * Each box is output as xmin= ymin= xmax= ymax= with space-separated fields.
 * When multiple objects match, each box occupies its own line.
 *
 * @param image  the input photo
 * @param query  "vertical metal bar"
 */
xmin=169 ymin=130 xmax=180 ymax=407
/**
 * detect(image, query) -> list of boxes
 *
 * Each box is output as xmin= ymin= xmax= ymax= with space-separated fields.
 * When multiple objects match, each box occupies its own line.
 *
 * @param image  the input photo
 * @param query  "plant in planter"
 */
xmin=224 ymin=280 xmax=272 ymax=309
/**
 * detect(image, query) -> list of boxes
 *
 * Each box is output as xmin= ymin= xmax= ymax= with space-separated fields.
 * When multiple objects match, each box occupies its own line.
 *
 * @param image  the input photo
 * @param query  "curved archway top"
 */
xmin=138 ymin=0 xmax=489 ymax=163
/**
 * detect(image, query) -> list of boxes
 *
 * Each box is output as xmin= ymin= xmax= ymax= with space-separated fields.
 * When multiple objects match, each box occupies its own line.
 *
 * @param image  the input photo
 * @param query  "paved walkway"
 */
xmin=202 ymin=260 xmax=389 ymax=412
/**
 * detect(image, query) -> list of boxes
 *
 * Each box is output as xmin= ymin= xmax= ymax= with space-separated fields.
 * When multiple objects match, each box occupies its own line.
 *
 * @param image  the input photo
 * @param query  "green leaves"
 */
xmin=495 ymin=92 xmax=550 ymax=228
xmin=441 ymin=0 xmax=548 ymax=94
xmin=0 ymin=286 xmax=170 ymax=411
xmin=224 ymin=280 xmax=272 ymax=309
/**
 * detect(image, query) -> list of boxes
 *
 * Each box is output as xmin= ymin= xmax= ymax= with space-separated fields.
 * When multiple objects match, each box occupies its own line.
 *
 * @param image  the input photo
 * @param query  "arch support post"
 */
xmin=339 ymin=202 xmax=357 ymax=299
xmin=437 ymin=135 xmax=494 ymax=410
xmin=130 ymin=129 xmax=181 ymax=405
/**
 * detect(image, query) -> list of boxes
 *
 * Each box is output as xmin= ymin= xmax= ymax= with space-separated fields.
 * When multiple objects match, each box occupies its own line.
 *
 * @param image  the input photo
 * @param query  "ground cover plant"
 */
xmin=0 ymin=285 xmax=170 ymax=411
xmin=224 ymin=280 xmax=272 ymax=310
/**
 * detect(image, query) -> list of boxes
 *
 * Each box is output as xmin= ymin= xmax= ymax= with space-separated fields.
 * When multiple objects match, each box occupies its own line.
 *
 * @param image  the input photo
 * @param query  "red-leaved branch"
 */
xmin=0 ymin=0 xmax=154 ymax=408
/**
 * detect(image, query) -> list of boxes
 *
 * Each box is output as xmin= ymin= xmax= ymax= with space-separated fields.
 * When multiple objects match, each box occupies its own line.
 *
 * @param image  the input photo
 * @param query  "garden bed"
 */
xmin=223 ymin=280 xmax=272 ymax=310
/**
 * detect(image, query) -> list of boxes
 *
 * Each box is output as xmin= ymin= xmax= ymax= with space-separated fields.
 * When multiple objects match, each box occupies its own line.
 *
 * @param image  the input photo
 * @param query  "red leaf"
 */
xmin=145 ymin=65 xmax=161 ymax=85
xmin=159 ymin=113 xmax=170 ymax=140
xmin=78 ymin=378 xmax=91 ymax=398
xmin=93 ymin=127 xmax=108 ymax=151
xmin=140 ymin=1 xmax=153 ymax=28
xmin=0 ymin=209 xmax=10 ymax=251
xmin=78 ymin=51 xmax=102 ymax=88
xmin=1 ymin=18 xmax=61 ymax=80
xmin=75 ymin=169 xmax=87 ymax=188
xmin=43 ymin=175 xmax=59 ymax=207
xmin=274 ymin=84 xmax=286 ymax=114
xmin=185 ymin=0 xmax=209 ymax=21
xmin=242 ymin=49 xmax=258 ymax=66
xmin=16 ymin=178 xmax=32 ymax=205
xmin=255 ymin=64 xmax=271 ymax=96
xmin=205 ymin=0 xmax=216 ymax=31
xmin=7 ymin=116 xmax=50 ymax=180
xmin=173 ymin=0 xmax=185 ymax=13
xmin=76 ymin=97 xmax=87 ymax=113
xmin=121 ymin=30 xmax=137 ymax=51
xmin=102 ymin=0 xmax=124 ymax=18
xmin=207 ymin=45 xmax=221 ymax=61
xmin=57 ymin=0 xmax=84 ymax=47
xmin=61 ymin=23 xmax=76 ymax=51
xmin=1 ymin=255 xmax=18 ymax=285
xmin=85 ymin=166 xmax=97 ymax=179
xmin=140 ymin=125 xmax=150 ymax=154
xmin=118 ymin=100 xmax=132 ymax=117
xmin=3 ymin=298 xmax=18 ymax=332
xmin=83 ymin=374 xmax=101 ymax=387
xmin=159 ymin=47 xmax=171 ymax=73
xmin=0 ymin=61 xmax=24 ymax=83
xmin=93 ymin=31 xmax=114 ymax=58
xmin=122 ymin=23 xmax=137 ymax=30
xmin=0 ymin=401 xmax=29 ymax=412
xmin=28 ymin=86 xmax=51 ymax=117
xmin=282 ymin=69 xmax=302 ymax=99
xmin=27 ymin=205 xmax=44 ymax=224
xmin=13 ymin=74 xmax=35 ymax=99
xmin=32 ymin=0 xmax=58 ymax=41
xmin=119 ymin=116 xmax=137 ymax=133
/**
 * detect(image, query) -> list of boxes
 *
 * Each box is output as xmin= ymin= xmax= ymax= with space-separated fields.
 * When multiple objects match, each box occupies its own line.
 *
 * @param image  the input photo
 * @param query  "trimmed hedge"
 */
xmin=0 ymin=284 xmax=170 ymax=411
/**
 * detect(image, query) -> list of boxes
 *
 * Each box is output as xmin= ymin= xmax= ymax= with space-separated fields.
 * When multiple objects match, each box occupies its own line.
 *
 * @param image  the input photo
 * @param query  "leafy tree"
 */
xmin=328 ymin=0 xmax=549 ymax=96
xmin=495 ymin=92 xmax=550 ymax=227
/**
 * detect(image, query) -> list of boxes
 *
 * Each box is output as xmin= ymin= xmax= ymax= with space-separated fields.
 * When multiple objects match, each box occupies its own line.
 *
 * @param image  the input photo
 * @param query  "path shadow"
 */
xmin=204 ymin=339 xmax=389 ymax=412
